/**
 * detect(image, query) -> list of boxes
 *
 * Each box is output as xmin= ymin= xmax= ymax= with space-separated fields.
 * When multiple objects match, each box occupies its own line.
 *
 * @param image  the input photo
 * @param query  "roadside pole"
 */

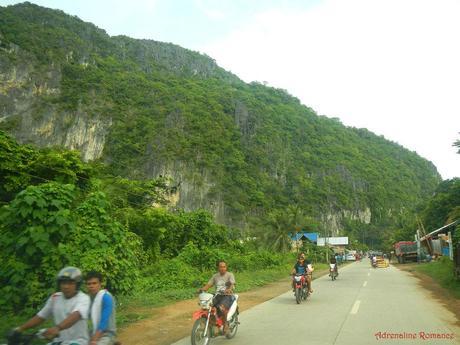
xmin=416 ymin=230 xmax=421 ymax=263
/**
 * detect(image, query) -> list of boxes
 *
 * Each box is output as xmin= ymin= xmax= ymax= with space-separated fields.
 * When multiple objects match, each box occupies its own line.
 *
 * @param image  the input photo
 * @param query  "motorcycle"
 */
xmin=329 ymin=264 xmax=338 ymax=281
xmin=293 ymin=274 xmax=308 ymax=304
xmin=2 ymin=329 xmax=123 ymax=345
xmin=191 ymin=291 xmax=239 ymax=345
xmin=371 ymin=259 xmax=377 ymax=268
xmin=1 ymin=329 xmax=46 ymax=345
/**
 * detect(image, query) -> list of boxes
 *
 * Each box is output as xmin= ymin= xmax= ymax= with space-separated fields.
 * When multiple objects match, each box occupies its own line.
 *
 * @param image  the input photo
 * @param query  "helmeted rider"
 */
xmin=291 ymin=253 xmax=314 ymax=293
xmin=13 ymin=266 xmax=90 ymax=345
xmin=198 ymin=260 xmax=235 ymax=335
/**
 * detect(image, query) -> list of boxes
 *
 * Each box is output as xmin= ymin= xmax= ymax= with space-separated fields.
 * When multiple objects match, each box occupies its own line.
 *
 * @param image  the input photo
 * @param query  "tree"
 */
xmin=259 ymin=205 xmax=316 ymax=253
xmin=454 ymin=134 xmax=460 ymax=154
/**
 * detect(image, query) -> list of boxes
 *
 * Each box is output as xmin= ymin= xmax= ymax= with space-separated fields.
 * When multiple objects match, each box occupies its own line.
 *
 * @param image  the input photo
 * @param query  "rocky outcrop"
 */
xmin=0 ymin=41 xmax=111 ymax=161
xmin=146 ymin=161 xmax=227 ymax=224
xmin=322 ymin=207 xmax=372 ymax=235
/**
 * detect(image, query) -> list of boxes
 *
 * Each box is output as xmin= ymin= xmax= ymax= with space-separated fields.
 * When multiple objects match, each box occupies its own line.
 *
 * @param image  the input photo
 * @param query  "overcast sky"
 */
xmin=2 ymin=0 xmax=459 ymax=179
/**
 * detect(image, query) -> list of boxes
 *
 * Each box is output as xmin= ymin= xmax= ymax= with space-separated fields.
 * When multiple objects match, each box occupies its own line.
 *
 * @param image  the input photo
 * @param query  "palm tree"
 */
xmin=260 ymin=205 xmax=314 ymax=252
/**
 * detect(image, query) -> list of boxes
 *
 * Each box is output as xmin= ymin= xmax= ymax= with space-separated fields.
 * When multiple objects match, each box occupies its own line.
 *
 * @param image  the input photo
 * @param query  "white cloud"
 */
xmin=201 ymin=0 xmax=460 ymax=179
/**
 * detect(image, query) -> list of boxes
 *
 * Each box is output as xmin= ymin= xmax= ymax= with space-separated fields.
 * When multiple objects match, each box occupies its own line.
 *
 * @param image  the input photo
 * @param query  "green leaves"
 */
xmin=0 ymin=181 xmax=143 ymax=311
xmin=421 ymin=178 xmax=460 ymax=231
xmin=0 ymin=182 xmax=75 ymax=309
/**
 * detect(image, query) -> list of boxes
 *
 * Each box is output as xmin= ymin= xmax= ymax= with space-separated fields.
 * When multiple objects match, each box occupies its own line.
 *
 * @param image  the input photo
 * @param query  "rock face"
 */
xmin=149 ymin=161 xmax=227 ymax=224
xmin=322 ymin=208 xmax=372 ymax=236
xmin=0 ymin=42 xmax=111 ymax=161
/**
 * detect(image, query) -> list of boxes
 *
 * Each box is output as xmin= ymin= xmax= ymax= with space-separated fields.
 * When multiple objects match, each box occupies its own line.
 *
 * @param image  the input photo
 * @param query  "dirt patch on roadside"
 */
xmin=118 ymin=269 xmax=329 ymax=345
xmin=395 ymin=263 xmax=460 ymax=327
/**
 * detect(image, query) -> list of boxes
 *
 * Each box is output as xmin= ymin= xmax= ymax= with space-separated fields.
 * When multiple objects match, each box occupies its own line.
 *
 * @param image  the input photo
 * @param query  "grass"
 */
xmin=413 ymin=257 xmax=460 ymax=299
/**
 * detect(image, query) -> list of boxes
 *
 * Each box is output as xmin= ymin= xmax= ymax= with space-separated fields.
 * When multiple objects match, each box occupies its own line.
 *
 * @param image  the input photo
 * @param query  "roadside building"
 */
xmin=317 ymin=237 xmax=349 ymax=255
xmin=290 ymin=232 xmax=318 ymax=251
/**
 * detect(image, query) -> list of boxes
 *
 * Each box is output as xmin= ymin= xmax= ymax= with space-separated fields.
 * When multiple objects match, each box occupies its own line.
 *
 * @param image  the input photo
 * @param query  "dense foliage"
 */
xmin=0 ymin=131 xmax=295 ymax=314
xmin=0 ymin=3 xmax=442 ymax=247
xmin=382 ymin=137 xmax=459 ymax=250
xmin=421 ymin=179 xmax=460 ymax=230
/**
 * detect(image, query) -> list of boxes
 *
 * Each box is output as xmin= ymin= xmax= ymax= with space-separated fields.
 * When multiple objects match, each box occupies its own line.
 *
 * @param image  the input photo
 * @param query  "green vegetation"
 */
xmin=0 ymin=131 xmax=306 ymax=338
xmin=421 ymin=179 xmax=460 ymax=230
xmin=415 ymin=257 xmax=460 ymax=299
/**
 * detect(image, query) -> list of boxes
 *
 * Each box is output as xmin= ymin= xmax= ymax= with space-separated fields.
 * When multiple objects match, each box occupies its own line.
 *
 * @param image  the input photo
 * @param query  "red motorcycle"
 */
xmin=191 ymin=292 xmax=239 ymax=345
xmin=293 ymin=274 xmax=308 ymax=304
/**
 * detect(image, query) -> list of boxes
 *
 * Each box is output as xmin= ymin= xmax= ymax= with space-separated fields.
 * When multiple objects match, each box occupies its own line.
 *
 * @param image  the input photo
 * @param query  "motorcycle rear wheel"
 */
xmin=191 ymin=318 xmax=211 ymax=345
xmin=225 ymin=313 xmax=239 ymax=339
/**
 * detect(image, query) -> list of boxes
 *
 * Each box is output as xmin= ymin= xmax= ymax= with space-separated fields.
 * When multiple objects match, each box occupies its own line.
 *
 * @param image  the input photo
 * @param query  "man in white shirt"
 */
xmin=14 ymin=267 xmax=90 ymax=345
xmin=199 ymin=260 xmax=236 ymax=335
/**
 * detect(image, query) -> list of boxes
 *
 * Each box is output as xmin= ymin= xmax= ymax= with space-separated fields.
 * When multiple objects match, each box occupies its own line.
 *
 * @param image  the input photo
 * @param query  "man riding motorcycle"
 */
xmin=198 ymin=260 xmax=235 ymax=335
xmin=12 ymin=266 xmax=90 ymax=345
xmin=291 ymin=253 xmax=314 ymax=293
xmin=330 ymin=255 xmax=338 ymax=276
xmin=372 ymin=255 xmax=378 ymax=267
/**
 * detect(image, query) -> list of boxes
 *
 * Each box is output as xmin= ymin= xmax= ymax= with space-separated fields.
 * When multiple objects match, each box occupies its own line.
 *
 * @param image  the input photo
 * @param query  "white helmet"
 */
xmin=57 ymin=266 xmax=83 ymax=288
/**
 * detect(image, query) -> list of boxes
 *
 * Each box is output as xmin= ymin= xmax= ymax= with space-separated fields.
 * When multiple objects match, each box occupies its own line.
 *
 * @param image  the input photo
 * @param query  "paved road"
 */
xmin=173 ymin=261 xmax=460 ymax=345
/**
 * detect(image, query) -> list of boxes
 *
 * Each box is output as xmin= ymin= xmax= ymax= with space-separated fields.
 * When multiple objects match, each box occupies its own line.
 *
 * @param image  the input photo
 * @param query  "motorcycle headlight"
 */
xmin=200 ymin=300 xmax=210 ymax=308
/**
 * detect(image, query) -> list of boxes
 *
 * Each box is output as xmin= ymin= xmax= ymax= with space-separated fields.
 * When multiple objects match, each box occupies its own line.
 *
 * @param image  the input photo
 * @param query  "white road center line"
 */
xmin=367 ymin=272 xmax=371 ymax=276
xmin=363 ymin=281 xmax=367 ymax=287
xmin=350 ymin=300 xmax=361 ymax=314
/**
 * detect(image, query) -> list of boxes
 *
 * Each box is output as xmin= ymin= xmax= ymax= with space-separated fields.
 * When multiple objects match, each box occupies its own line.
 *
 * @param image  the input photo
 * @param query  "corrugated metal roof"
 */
xmin=290 ymin=232 xmax=318 ymax=242
xmin=419 ymin=220 xmax=459 ymax=241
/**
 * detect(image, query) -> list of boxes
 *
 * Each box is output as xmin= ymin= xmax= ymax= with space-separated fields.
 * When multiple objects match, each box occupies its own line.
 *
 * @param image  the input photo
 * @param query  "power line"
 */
xmin=1 ymin=164 xmax=168 ymax=210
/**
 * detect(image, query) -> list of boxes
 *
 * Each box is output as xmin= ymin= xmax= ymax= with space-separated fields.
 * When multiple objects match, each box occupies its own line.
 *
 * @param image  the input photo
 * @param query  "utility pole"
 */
xmin=417 ymin=217 xmax=432 ymax=255
xmin=416 ymin=230 xmax=421 ymax=263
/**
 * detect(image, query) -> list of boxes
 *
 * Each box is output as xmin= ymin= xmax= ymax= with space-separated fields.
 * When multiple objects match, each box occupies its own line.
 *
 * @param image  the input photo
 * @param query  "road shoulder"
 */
xmin=395 ymin=263 xmax=460 ymax=328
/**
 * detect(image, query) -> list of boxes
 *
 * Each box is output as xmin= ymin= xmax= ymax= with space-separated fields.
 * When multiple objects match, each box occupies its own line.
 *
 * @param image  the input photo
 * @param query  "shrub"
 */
xmin=0 ymin=184 xmax=143 ymax=311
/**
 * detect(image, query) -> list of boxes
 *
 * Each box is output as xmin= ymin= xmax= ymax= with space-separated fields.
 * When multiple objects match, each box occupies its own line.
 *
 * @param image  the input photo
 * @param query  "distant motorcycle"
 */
xmin=329 ymin=264 xmax=338 ymax=281
xmin=293 ymin=274 xmax=308 ymax=304
xmin=371 ymin=259 xmax=377 ymax=268
xmin=191 ymin=291 xmax=239 ymax=345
